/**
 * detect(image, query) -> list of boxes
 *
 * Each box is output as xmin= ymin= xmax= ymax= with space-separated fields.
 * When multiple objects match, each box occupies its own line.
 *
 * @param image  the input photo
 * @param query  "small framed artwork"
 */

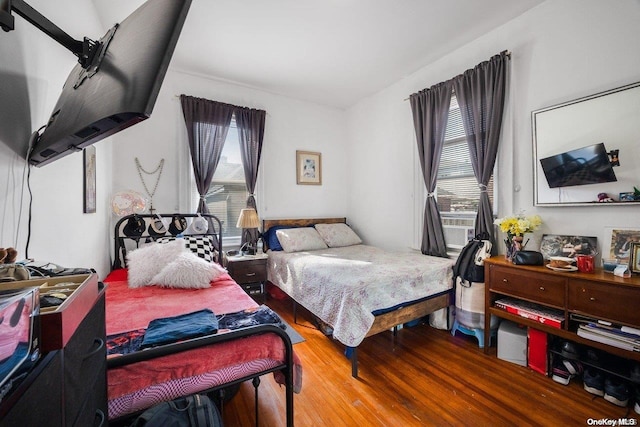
xmin=296 ymin=150 xmax=322 ymax=185
xmin=630 ymin=243 xmax=640 ymax=273
xmin=83 ymin=146 xmax=96 ymax=213
xmin=605 ymin=227 xmax=640 ymax=262
xmin=539 ymin=234 xmax=598 ymax=260
xmin=619 ymin=192 xmax=636 ymax=202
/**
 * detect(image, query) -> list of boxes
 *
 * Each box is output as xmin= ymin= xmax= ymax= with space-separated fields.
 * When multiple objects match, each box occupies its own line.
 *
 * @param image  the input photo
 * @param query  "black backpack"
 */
xmin=452 ymin=232 xmax=492 ymax=287
xmin=130 ymin=394 xmax=222 ymax=427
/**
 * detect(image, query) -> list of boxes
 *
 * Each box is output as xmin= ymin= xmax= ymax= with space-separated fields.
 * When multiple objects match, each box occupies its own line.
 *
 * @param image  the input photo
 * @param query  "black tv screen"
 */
xmin=27 ymin=0 xmax=191 ymax=166
xmin=539 ymin=142 xmax=617 ymax=188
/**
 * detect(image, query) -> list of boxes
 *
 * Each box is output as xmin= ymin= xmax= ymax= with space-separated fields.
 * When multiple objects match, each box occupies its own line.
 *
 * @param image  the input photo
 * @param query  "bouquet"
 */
xmin=494 ymin=213 xmax=543 ymax=260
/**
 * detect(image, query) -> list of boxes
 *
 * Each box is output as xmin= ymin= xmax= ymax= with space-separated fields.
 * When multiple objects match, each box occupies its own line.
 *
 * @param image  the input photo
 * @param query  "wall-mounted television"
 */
xmin=539 ymin=142 xmax=617 ymax=188
xmin=1 ymin=0 xmax=192 ymax=166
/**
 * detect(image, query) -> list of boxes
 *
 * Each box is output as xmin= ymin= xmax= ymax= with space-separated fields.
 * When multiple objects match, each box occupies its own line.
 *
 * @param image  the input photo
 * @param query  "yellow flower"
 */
xmin=494 ymin=214 xmax=542 ymax=237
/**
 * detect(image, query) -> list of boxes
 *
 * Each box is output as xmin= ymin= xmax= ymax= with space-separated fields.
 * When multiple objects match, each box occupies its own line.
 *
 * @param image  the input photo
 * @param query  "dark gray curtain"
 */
xmin=409 ymin=81 xmax=453 ymax=257
xmin=180 ymin=95 xmax=235 ymax=239
xmin=235 ymin=106 xmax=266 ymax=246
xmin=452 ymin=51 xmax=508 ymax=250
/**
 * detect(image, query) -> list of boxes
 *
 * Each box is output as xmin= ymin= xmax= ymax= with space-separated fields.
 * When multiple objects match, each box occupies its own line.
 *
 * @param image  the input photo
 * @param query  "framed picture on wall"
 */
xmin=83 ymin=146 xmax=96 ymax=213
xmin=296 ymin=150 xmax=322 ymax=185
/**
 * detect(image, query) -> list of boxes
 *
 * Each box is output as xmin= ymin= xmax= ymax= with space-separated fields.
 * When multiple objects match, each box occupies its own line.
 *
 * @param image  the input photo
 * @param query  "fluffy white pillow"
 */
xmin=276 ymin=227 xmax=328 ymax=252
xmin=127 ymin=239 xmax=187 ymax=288
xmin=150 ymin=251 xmax=226 ymax=289
xmin=315 ymin=223 xmax=362 ymax=247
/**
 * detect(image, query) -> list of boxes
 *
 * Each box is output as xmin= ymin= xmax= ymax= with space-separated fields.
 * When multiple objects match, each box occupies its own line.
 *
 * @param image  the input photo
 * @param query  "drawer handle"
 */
xmin=539 ymin=286 xmax=545 ymax=291
xmin=246 ymin=272 xmax=256 ymax=277
xmin=84 ymin=338 xmax=105 ymax=360
xmin=502 ymin=278 xmax=508 ymax=283
xmin=589 ymin=297 xmax=596 ymax=301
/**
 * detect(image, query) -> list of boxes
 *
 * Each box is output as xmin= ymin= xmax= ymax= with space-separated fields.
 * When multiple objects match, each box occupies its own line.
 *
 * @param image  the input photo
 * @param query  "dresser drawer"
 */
xmin=228 ymin=260 xmax=267 ymax=284
xmin=568 ymin=281 xmax=640 ymax=326
xmin=489 ymin=265 xmax=566 ymax=307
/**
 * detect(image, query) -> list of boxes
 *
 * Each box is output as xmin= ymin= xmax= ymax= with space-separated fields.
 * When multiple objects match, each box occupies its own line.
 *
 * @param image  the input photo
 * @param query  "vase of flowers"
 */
xmin=494 ymin=213 xmax=543 ymax=262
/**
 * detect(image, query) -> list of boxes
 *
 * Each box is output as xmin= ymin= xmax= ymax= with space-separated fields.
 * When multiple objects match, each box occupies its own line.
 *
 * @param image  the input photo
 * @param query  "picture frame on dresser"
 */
xmin=629 ymin=243 xmax=640 ymax=274
xmin=605 ymin=227 xmax=640 ymax=262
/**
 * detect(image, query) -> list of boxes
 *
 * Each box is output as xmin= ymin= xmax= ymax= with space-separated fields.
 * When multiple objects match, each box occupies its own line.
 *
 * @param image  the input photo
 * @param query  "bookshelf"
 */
xmin=483 ymin=257 xmax=640 ymax=362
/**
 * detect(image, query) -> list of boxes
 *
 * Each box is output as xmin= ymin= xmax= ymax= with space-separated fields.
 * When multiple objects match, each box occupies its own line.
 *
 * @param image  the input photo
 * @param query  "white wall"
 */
xmin=346 ymin=0 xmax=640 ymax=256
xmin=0 ymin=0 xmax=113 ymax=277
xmin=110 ymin=69 xmax=349 ymax=228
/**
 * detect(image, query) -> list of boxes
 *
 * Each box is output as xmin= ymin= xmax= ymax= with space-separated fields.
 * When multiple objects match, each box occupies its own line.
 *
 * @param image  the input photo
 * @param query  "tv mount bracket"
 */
xmin=1 ymin=0 xmax=102 ymax=70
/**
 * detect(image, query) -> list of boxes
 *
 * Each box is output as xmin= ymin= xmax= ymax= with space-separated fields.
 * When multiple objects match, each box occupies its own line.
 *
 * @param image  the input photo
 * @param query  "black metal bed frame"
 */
xmin=112 ymin=213 xmax=223 ymax=270
xmin=109 ymin=213 xmax=295 ymax=426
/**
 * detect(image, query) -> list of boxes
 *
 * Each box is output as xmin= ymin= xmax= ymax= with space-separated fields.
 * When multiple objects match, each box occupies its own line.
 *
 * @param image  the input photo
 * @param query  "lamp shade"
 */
xmin=236 ymin=208 xmax=260 ymax=229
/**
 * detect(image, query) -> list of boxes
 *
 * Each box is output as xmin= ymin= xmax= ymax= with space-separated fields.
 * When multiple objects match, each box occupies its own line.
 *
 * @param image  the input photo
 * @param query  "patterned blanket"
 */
xmin=267 ymin=244 xmax=453 ymax=347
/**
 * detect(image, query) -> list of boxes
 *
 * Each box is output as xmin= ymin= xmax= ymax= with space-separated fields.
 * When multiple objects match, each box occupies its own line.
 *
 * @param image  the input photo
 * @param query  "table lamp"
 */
xmin=236 ymin=208 xmax=260 ymax=255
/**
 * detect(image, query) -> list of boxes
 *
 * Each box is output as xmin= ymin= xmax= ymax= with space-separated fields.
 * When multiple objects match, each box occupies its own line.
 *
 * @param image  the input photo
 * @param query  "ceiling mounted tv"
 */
xmin=1 ymin=0 xmax=192 ymax=166
xmin=539 ymin=142 xmax=617 ymax=189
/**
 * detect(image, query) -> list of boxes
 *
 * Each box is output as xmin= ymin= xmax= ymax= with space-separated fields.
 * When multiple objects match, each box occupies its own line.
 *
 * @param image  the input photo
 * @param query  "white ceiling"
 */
xmin=92 ymin=0 xmax=544 ymax=109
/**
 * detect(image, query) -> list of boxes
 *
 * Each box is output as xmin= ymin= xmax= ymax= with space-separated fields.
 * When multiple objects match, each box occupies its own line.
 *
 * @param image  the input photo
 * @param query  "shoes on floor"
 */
xmin=583 ymin=368 xmax=605 ymax=397
xmin=552 ymin=358 xmax=582 ymax=385
xmin=604 ymin=377 xmax=630 ymax=407
xmin=560 ymin=341 xmax=581 ymax=360
xmin=630 ymin=363 xmax=640 ymax=383
xmin=634 ymin=386 xmax=640 ymax=415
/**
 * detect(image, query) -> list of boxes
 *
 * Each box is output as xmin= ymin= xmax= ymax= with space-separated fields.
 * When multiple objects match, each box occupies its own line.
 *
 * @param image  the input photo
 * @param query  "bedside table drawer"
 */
xmin=489 ymin=265 xmax=565 ymax=307
xmin=227 ymin=259 xmax=267 ymax=284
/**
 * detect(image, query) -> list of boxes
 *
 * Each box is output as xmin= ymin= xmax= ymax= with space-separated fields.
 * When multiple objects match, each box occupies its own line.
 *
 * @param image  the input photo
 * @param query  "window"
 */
xmin=437 ymin=94 xmax=496 ymax=251
xmin=205 ymin=119 xmax=248 ymax=242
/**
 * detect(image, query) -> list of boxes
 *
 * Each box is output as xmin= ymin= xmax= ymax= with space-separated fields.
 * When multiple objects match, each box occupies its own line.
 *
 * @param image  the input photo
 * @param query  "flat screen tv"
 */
xmin=2 ymin=0 xmax=192 ymax=166
xmin=539 ymin=142 xmax=617 ymax=188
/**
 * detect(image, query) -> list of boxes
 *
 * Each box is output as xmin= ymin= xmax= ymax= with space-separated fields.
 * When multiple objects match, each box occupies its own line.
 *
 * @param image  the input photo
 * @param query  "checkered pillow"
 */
xmin=158 ymin=236 xmax=215 ymax=263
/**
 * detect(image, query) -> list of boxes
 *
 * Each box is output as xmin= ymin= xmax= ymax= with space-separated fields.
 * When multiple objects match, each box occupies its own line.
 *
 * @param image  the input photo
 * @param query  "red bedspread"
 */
xmin=104 ymin=269 xmax=301 ymax=419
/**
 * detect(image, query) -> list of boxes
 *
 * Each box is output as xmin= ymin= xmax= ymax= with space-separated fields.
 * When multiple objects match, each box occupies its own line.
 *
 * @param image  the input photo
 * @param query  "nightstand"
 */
xmin=225 ymin=253 xmax=268 ymax=303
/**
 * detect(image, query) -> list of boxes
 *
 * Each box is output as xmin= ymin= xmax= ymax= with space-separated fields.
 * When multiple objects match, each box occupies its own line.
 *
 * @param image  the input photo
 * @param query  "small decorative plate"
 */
xmin=545 ymin=264 xmax=578 ymax=272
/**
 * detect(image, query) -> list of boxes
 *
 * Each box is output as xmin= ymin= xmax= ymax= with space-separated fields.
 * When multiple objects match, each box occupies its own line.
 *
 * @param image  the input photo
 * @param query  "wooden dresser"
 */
xmin=483 ymin=257 xmax=640 ymax=362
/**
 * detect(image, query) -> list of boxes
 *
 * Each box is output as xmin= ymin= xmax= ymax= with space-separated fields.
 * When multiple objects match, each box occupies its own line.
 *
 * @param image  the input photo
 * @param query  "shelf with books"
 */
xmin=484 ymin=256 xmax=640 ymax=363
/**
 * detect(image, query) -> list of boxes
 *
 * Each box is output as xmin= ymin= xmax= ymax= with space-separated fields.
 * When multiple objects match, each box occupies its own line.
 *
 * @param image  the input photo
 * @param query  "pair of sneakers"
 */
xmin=552 ymin=358 xmax=583 ymax=385
xmin=583 ymin=367 xmax=631 ymax=408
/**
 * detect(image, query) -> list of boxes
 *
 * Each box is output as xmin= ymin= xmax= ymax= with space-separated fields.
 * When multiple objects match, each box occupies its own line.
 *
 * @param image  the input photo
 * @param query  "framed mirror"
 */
xmin=532 ymin=81 xmax=640 ymax=206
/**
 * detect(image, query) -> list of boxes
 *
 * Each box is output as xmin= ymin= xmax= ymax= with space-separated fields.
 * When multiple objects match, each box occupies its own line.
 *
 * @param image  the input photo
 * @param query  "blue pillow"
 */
xmin=264 ymin=226 xmax=290 ymax=251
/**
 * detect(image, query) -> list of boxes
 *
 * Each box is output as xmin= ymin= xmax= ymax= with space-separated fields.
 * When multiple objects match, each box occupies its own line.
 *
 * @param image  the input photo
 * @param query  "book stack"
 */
xmin=494 ymin=298 xmax=564 ymax=329
xmin=573 ymin=315 xmax=640 ymax=352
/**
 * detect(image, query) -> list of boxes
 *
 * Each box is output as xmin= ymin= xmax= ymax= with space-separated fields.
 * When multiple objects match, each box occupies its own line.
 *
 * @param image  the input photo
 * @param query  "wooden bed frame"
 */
xmin=262 ymin=217 xmax=452 ymax=377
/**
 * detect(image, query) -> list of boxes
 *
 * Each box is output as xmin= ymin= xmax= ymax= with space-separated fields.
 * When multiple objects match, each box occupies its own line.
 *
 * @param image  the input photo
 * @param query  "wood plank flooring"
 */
xmin=221 ymin=296 xmax=639 ymax=426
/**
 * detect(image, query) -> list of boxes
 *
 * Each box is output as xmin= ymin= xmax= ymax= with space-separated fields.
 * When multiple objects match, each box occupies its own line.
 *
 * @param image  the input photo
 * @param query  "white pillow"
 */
xmin=150 ymin=251 xmax=227 ymax=289
xmin=276 ymin=227 xmax=328 ymax=252
xmin=127 ymin=239 xmax=187 ymax=288
xmin=315 ymin=223 xmax=362 ymax=247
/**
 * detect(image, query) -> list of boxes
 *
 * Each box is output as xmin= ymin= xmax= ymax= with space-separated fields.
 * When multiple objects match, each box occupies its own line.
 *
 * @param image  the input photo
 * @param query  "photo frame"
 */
xmin=83 ymin=146 xmax=96 ymax=213
xmin=296 ymin=150 xmax=321 ymax=185
xmin=604 ymin=227 xmax=640 ymax=262
xmin=619 ymin=192 xmax=637 ymax=202
xmin=630 ymin=243 xmax=640 ymax=274
xmin=539 ymin=234 xmax=598 ymax=260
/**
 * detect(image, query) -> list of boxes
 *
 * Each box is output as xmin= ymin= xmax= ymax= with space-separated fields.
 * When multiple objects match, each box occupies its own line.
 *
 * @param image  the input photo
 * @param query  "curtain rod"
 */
xmin=403 ymin=50 xmax=511 ymax=101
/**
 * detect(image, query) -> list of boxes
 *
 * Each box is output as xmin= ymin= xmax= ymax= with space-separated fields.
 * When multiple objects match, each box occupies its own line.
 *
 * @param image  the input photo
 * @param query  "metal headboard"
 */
xmin=112 ymin=213 xmax=223 ymax=270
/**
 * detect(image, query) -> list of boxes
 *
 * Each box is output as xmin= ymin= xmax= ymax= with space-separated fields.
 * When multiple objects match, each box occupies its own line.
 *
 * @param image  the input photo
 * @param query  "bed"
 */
xmin=263 ymin=217 xmax=454 ymax=377
xmin=105 ymin=213 xmax=299 ymax=425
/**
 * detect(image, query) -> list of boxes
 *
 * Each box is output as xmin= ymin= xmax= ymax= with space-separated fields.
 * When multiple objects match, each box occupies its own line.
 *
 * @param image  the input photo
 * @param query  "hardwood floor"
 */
xmin=222 ymin=296 xmax=638 ymax=426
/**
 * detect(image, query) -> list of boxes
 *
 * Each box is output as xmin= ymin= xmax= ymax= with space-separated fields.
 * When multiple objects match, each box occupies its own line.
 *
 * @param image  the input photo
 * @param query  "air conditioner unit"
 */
xmin=442 ymin=217 xmax=475 ymax=251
